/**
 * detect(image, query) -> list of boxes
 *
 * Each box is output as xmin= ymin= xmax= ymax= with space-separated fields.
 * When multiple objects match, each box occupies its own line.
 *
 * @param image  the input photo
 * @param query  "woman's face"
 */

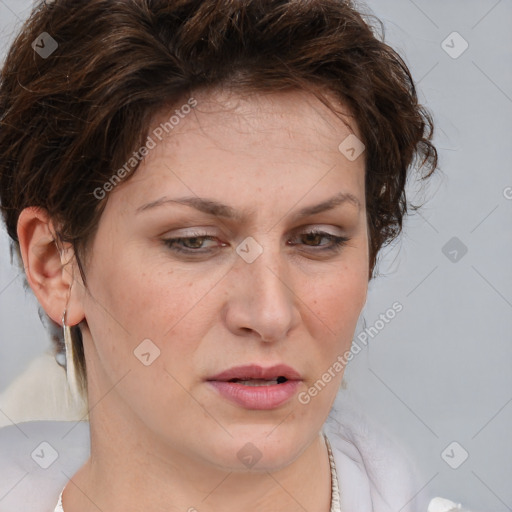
xmin=75 ymin=88 xmax=368 ymax=470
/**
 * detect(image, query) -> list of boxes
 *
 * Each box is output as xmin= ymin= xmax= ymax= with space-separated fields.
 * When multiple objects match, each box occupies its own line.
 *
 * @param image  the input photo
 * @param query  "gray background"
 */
xmin=0 ymin=0 xmax=511 ymax=510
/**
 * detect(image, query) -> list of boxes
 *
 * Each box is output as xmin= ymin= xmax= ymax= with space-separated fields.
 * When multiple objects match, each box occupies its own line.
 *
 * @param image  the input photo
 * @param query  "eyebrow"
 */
xmin=136 ymin=191 xmax=361 ymax=221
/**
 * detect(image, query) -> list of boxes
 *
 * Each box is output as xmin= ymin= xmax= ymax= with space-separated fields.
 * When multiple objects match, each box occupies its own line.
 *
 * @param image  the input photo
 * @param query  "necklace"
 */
xmin=55 ymin=436 xmax=342 ymax=512
xmin=324 ymin=433 xmax=342 ymax=512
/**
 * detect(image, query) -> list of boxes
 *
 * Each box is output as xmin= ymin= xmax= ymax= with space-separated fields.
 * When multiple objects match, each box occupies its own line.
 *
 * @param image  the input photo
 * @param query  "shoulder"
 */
xmin=323 ymin=397 xmax=464 ymax=512
xmin=0 ymin=352 xmax=88 ymax=428
xmin=0 ymin=420 xmax=90 ymax=512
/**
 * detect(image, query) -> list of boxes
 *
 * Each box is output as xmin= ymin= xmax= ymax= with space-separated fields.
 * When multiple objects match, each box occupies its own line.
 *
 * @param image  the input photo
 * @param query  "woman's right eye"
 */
xmin=162 ymin=234 xmax=225 ymax=254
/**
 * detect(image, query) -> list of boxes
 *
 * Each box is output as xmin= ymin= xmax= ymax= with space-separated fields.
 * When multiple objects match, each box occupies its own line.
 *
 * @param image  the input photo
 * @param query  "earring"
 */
xmin=62 ymin=309 xmax=82 ymax=403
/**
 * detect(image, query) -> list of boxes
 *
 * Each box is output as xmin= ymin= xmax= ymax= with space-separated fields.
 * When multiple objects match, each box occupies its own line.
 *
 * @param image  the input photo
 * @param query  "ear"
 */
xmin=17 ymin=206 xmax=85 ymax=327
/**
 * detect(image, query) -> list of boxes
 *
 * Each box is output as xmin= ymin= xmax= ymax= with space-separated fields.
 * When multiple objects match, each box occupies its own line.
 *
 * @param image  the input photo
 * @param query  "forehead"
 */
xmin=108 ymin=87 xmax=365 ymax=214
xmin=157 ymin=87 xmax=360 ymax=148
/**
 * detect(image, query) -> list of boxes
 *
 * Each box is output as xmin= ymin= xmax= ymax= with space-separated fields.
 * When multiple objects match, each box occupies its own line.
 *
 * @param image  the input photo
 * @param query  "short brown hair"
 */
xmin=0 ymin=0 xmax=438 ymax=395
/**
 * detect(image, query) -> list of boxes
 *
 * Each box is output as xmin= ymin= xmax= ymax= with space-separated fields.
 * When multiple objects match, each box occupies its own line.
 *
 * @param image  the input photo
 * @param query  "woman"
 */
xmin=0 ymin=0 xmax=462 ymax=510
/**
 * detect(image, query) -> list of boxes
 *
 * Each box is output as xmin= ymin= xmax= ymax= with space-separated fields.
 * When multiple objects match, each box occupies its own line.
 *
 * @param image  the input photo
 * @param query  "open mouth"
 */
xmin=227 ymin=376 xmax=288 ymax=386
xmin=206 ymin=364 xmax=302 ymax=409
xmin=207 ymin=369 xmax=300 ymax=409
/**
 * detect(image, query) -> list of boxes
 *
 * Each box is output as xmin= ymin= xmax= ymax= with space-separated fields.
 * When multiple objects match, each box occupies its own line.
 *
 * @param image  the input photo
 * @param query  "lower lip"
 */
xmin=207 ymin=380 xmax=301 ymax=410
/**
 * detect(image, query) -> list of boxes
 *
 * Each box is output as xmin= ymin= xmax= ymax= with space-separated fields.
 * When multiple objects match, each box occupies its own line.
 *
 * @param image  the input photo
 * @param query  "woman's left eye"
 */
xmin=162 ymin=230 xmax=350 ymax=255
xmin=289 ymin=230 xmax=350 ymax=251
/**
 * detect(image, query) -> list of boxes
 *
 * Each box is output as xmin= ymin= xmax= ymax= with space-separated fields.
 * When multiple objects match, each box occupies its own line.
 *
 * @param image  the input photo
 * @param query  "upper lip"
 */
xmin=207 ymin=364 xmax=302 ymax=382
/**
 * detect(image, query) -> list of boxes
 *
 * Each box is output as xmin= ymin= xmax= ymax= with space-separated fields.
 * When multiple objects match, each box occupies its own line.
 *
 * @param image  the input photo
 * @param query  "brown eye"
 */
xmin=290 ymin=230 xmax=350 ymax=252
xmin=163 ymin=234 xmax=223 ymax=254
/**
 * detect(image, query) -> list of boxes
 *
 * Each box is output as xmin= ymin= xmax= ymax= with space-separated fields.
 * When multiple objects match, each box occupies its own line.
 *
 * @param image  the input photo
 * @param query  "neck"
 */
xmin=63 ymin=399 xmax=333 ymax=512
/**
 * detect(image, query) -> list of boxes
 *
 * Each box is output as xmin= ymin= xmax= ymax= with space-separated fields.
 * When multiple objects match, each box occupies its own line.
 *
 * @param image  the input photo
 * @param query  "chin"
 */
xmin=201 ymin=426 xmax=314 ymax=473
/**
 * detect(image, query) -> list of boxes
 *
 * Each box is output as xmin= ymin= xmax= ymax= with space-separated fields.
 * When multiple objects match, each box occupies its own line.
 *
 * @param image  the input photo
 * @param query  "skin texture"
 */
xmin=17 ymin=88 xmax=369 ymax=512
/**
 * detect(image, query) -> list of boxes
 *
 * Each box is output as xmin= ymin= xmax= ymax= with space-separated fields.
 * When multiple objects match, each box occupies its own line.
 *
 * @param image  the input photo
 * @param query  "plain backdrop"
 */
xmin=0 ymin=0 xmax=511 ymax=510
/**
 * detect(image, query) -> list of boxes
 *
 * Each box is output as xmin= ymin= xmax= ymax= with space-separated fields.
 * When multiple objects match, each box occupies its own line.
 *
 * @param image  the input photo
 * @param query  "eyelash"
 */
xmin=162 ymin=230 xmax=350 ymax=256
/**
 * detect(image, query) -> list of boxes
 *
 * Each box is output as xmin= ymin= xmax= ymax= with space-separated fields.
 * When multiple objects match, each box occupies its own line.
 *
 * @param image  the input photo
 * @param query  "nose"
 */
xmin=222 ymin=237 xmax=301 ymax=343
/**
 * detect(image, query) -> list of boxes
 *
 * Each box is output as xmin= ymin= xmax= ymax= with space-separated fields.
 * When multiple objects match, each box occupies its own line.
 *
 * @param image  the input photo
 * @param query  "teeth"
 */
xmin=237 ymin=379 xmax=279 ymax=386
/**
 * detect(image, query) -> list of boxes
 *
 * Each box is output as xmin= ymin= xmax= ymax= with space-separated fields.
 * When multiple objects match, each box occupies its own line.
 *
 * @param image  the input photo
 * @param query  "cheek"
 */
xmin=308 ymin=264 xmax=367 ymax=340
xmin=300 ymin=269 xmax=366 ymax=404
xmin=81 ymin=254 xmax=207 ymax=412
xmin=83 ymin=252 xmax=218 ymax=372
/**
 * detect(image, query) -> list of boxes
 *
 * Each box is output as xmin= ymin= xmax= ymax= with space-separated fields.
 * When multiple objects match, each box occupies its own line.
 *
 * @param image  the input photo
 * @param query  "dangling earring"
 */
xmin=62 ymin=309 xmax=82 ymax=403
